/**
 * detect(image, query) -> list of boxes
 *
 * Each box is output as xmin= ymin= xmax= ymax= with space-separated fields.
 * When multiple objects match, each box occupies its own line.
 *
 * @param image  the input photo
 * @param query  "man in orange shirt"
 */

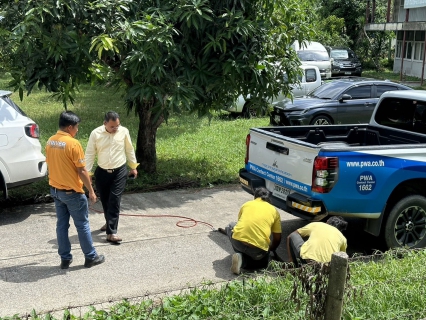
xmin=46 ymin=111 xmax=105 ymax=269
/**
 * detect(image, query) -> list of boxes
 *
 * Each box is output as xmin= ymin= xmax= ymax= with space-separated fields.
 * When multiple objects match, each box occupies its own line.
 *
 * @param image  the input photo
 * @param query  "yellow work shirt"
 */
xmin=45 ymin=131 xmax=86 ymax=193
xmin=85 ymin=125 xmax=139 ymax=172
xmin=232 ymin=198 xmax=282 ymax=251
xmin=298 ymin=222 xmax=347 ymax=263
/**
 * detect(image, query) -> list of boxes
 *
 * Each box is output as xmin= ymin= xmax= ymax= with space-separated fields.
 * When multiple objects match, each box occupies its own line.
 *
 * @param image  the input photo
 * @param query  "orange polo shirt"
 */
xmin=45 ymin=130 xmax=86 ymax=193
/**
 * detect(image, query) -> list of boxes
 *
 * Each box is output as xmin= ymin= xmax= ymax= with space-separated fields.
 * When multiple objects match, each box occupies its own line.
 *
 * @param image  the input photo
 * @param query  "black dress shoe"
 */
xmin=60 ymin=259 xmax=73 ymax=269
xmin=84 ymin=254 xmax=105 ymax=268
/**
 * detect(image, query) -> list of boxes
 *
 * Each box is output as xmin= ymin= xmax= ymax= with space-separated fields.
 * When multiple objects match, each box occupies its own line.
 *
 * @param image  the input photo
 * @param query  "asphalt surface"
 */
xmin=0 ymin=184 xmax=386 ymax=318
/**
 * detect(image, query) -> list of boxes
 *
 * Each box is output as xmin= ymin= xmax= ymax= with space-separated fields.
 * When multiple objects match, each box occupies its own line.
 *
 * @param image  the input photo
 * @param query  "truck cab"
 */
xmin=227 ymin=65 xmax=322 ymax=117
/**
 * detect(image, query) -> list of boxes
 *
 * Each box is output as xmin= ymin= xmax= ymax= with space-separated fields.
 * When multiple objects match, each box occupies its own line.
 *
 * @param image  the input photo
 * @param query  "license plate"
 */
xmin=272 ymin=184 xmax=291 ymax=200
xmin=344 ymin=72 xmax=352 ymax=75
xmin=239 ymin=177 xmax=248 ymax=186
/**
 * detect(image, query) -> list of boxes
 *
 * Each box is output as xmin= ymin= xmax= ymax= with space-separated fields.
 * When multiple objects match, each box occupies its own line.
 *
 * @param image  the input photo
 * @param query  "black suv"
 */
xmin=327 ymin=47 xmax=362 ymax=77
xmin=270 ymin=78 xmax=412 ymax=126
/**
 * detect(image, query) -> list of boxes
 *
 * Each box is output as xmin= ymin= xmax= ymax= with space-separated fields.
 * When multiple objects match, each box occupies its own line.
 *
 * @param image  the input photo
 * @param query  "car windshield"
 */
xmin=330 ymin=49 xmax=356 ymax=59
xmin=307 ymin=81 xmax=350 ymax=99
xmin=297 ymin=50 xmax=330 ymax=61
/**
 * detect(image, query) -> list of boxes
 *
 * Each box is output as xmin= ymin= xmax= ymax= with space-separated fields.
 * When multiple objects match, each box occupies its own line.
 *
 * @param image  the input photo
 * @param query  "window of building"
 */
xmin=395 ymin=31 xmax=425 ymax=61
xmin=406 ymin=42 xmax=413 ymax=59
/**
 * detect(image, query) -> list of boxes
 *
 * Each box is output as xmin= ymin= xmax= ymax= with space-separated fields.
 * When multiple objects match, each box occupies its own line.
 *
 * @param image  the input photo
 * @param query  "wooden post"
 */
xmin=324 ymin=252 xmax=349 ymax=320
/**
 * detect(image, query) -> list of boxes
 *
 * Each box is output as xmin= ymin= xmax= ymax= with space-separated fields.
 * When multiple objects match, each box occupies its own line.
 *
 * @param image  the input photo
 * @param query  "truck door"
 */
xmin=337 ymin=85 xmax=376 ymax=124
xmin=304 ymin=68 xmax=319 ymax=95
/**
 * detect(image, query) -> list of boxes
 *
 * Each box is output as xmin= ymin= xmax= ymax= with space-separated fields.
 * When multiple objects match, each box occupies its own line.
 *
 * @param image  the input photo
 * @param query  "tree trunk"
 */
xmin=135 ymin=101 xmax=163 ymax=174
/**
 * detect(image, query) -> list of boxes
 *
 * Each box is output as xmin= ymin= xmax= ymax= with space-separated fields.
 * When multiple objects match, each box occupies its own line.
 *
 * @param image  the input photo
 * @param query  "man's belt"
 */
xmin=99 ymin=164 xmax=125 ymax=173
xmin=54 ymin=188 xmax=76 ymax=193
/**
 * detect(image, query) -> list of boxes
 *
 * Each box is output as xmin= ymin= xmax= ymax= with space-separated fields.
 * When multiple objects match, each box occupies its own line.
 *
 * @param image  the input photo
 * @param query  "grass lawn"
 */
xmin=0 ymin=73 xmax=269 ymax=203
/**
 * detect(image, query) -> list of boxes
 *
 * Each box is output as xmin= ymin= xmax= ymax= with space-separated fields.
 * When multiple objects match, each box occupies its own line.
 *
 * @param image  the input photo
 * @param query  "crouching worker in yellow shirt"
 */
xmin=220 ymin=187 xmax=282 ymax=275
xmin=287 ymin=216 xmax=348 ymax=267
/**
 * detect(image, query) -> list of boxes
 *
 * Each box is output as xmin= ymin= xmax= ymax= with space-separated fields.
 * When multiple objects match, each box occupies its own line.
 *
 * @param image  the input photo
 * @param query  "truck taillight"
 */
xmin=25 ymin=123 xmax=40 ymax=138
xmin=312 ymin=156 xmax=338 ymax=193
xmin=245 ymin=134 xmax=250 ymax=164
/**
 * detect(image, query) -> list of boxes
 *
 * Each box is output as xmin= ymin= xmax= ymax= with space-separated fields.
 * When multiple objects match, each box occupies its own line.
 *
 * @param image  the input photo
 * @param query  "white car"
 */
xmin=0 ymin=90 xmax=47 ymax=199
xmin=226 ymin=65 xmax=322 ymax=117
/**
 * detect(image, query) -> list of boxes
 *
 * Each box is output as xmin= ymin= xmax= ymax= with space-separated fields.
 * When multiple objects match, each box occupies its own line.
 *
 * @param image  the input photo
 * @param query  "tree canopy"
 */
xmin=2 ymin=0 xmax=316 ymax=173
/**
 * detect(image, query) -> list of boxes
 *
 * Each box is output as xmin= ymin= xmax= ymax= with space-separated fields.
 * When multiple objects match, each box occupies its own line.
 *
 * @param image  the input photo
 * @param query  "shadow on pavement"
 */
xmin=0 ymin=263 xmax=85 ymax=283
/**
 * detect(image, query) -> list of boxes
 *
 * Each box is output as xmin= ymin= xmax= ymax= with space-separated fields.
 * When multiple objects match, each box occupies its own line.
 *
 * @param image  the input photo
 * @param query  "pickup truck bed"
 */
xmin=262 ymin=124 xmax=426 ymax=147
xmin=240 ymin=91 xmax=426 ymax=249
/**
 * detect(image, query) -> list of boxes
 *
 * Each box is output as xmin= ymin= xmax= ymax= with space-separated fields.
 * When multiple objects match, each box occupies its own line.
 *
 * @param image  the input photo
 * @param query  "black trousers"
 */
xmin=225 ymin=222 xmax=270 ymax=270
xmin=94 ymin=165 xmax=127 ymax=235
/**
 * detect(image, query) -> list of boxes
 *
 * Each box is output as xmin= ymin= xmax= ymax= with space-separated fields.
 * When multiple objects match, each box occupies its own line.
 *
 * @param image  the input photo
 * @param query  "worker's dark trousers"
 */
xmin=225 ymin=222 xmax=270 ymax=270
xmin=95 ymin=164 xmax=127 ymax=235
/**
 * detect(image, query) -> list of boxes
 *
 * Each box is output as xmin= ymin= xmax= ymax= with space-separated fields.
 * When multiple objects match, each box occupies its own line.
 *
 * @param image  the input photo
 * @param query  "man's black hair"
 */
xmin=104 ymin=111 xmax=120 ymax=122
xmin=59 ymin=111 xmax=80 ymax=128
xmin=254 ymin=187 xmax=271 ymax=203
xmin=327 ymin=216 xmax=348 ymax=232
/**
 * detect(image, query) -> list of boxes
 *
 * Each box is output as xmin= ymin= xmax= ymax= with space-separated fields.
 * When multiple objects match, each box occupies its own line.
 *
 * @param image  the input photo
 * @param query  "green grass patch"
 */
xmin=1 ymin=250 xmax=426 ymax=319
xmin=0 ymin=72 xmax=269 ymax=202
xmin=362 ymin=68 xmax=426 ymax=90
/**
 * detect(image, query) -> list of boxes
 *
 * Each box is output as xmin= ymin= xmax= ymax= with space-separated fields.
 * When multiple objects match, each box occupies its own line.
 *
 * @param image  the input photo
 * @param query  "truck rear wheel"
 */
xmin=384 ymin=195 xmax=426 ymax=248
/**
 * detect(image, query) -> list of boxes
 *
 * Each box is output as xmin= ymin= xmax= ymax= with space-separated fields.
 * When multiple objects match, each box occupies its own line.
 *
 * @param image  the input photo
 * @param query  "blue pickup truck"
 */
xmin=239 ymin=90 xmax=426 ymax=249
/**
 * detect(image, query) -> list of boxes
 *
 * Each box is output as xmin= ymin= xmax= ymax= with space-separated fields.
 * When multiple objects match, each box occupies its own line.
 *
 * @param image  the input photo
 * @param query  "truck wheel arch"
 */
xmin=368 ymin=178 xmax=426 ymax=247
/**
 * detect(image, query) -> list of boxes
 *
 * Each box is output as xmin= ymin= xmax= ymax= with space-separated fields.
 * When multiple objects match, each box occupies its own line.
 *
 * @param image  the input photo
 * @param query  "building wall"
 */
xmin=393 ymin=1 xmax=426 ymax=79
xmin=394 ymin=59 xmax=426 ymax=79
xmin=396 ymin=6 xmax=426 ymax=21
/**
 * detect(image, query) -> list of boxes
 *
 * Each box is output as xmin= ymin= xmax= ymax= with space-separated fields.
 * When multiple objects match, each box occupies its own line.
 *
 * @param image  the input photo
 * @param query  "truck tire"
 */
xmin=310 ymin=115 xmax=332 ymax=125
xmin=384 ymin=195 xmax=426 ymax=248
xmin=243 ymin=102 xmax=266 ymax=118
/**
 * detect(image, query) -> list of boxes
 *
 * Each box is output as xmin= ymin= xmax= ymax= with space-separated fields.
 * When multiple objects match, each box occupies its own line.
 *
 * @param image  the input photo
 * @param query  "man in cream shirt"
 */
xmin=85 ymin=111 xmax=139 ymax=243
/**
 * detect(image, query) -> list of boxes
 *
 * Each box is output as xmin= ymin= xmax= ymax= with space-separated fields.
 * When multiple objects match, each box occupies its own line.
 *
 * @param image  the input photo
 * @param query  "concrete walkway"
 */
xmin=0 ymin=185 xmax=304 ymax=318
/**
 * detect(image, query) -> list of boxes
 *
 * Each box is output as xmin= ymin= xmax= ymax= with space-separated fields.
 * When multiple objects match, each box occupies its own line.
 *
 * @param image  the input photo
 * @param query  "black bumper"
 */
xmin=239 ymin=168 xmax=328 ymax=221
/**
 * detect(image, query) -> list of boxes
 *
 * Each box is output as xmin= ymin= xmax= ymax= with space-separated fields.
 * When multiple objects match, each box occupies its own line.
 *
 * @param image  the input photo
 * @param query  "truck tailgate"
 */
xmin=246 ymin=128 xmax=320 ymax=199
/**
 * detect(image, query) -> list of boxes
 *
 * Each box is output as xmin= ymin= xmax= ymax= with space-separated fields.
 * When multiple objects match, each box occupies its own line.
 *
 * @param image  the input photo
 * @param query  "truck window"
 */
xmin=374 ymin=97 xmax=417 ymax=131
xmin=305 ymin=69 xmax=317 ymax=82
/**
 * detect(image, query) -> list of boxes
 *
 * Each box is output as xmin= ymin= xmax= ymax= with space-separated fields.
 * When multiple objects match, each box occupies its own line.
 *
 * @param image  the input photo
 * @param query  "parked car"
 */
xmin=270 ymin=78 xmax=412 ymax=126
xmin=293 ymin=41 xmax=332 ymax=79
xmin=226 ymin=65 xmax=322 ymax=117
xmin=327 ymin=47 xmax=362 ymax=77
xmin=0 ymin=90 xmax=47 ymax=199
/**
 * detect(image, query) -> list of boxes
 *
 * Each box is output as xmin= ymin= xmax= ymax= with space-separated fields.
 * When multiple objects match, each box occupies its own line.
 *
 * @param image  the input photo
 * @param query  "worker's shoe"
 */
xmin=231 ymin=253 xmax=243 ymax=275
xmin=84 ymin=254 xmax=105 ymax=268
xmin=60 ymin=259 xmax=73 ymax=269
xmin=107 ymin=234 xmax=122 ymax=243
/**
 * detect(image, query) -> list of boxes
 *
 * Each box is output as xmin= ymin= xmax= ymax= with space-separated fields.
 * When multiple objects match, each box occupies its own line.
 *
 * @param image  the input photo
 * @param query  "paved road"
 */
xmin=0 ymin=184 xmax=384 ymax=318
